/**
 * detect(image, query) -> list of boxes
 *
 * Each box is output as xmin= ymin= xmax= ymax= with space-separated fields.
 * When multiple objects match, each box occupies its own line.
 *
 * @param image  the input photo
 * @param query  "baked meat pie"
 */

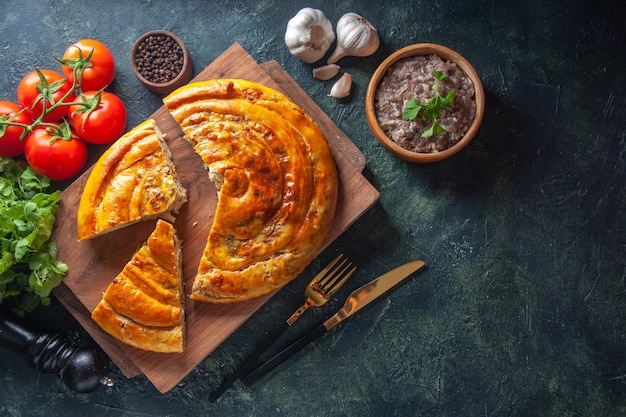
xmin=163 ymin=79 xmax=338 ymax=303
xmin=91 ymin=220 xmax=185 ymax=353
xmin=76 ymin=119 xmax=187 ymax=241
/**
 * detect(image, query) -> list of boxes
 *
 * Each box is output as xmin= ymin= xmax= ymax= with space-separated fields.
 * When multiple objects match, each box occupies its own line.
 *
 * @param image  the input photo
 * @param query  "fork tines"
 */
xmin=314 ymin=254 xmax=357 ymax=297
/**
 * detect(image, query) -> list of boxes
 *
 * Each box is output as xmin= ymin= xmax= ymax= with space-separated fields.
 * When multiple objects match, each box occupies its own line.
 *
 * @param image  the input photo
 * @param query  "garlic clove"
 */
xmin=312 ymin=64 xmax=341 ymax=80
xmin=329 ymin=73 xmax=352 ymax=98
xmin=327 ymin=12 xmax=379 ymax=64
xmin=285 ymin=8 xmax=335 ymax=64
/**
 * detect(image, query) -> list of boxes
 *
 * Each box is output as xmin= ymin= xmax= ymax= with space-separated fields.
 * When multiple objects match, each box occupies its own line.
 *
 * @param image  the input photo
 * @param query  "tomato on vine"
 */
xmin=16 ymin=69 xmax=72 ymax=122
xmin=24 ymin=123 xmax=88 ymax=181
xmin=69 ymin=91 xmax=126 ymax=145
xmin=0 ymin=101 xmax=31 ymax=157
xmin=60 ymin=39 xmax=116 ymax=92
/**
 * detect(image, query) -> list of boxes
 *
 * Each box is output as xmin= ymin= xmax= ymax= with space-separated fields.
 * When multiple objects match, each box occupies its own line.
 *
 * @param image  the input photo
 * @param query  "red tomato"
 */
xmin=0 ymin=101 xmax=31 ymax=157
xmin=69 ymin=91 xmax=126 ymax=145
xmin=17 ymin=69 xmax=72 ymax=122
xmin=61 ymin=39 xmax=116 ymax=92
xmin=24 ymin=124 xmax=88 ymax=181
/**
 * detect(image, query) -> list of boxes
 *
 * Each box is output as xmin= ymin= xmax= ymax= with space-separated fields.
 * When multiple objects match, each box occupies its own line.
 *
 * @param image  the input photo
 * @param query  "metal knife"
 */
xmin=241 ymin=259 xmax=426 ymax=386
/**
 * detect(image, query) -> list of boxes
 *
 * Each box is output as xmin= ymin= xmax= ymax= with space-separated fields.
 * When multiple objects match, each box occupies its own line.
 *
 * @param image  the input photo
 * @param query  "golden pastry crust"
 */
xmin=91 ymin=220 xmax=185 ymax=353
xmin=163 ymin=79 xmax=338 ymax=303
xmin=76 ymin=119 xmax=187 ymax=241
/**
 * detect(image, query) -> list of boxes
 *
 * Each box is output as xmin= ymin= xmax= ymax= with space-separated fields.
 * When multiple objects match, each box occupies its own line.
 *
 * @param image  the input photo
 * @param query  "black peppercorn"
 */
xmin=134 ymin=34 xmax=184 ymax=84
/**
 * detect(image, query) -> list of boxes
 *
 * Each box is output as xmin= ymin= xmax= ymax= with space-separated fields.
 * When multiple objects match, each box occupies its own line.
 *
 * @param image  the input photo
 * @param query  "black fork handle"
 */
xmin=241 ymin=323 xmax=328 ymax=387
xmin=209 ymin=320 xmax=290 ymax=402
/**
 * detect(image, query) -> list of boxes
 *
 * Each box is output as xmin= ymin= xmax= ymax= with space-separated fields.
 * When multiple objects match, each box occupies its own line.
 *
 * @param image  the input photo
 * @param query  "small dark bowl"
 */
xmin=130 ymin=30 xmax=192 ymax=95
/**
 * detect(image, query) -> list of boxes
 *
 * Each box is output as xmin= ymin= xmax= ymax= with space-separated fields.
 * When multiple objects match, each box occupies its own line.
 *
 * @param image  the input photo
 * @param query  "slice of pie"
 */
xmin=91 ymin=219 xmax=185 ymax=353
xmin=76 ymin=118 xmax=187 ymax=241
xmin=163 ymin=79 xmax=338 ymax=303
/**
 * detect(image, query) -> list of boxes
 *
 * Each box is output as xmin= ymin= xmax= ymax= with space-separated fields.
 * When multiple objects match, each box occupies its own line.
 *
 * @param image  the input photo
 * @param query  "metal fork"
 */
xmin=209 ymin=254 xmax=356 ymax=402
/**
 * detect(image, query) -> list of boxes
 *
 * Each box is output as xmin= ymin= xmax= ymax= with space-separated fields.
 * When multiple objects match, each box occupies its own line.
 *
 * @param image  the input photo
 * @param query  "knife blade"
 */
xmin=241 ymin=259 xmax=426 ymax=386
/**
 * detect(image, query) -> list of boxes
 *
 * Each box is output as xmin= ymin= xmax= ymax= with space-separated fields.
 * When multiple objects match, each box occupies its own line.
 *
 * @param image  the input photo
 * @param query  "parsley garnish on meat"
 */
xmin=0 ymin=158 xmax=67 ymax=315
xmin=402 ymin=70 xmax=457 ymax=137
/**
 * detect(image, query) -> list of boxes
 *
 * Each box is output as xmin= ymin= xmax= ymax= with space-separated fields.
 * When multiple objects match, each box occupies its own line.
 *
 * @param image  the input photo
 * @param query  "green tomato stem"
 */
xmin=1 ymin=63 xmax=91 ymax=141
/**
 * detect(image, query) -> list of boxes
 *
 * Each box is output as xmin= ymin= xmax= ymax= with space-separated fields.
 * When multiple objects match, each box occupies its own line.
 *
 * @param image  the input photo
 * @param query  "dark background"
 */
xmin=1 ymin=0 xmax=625 ymax=416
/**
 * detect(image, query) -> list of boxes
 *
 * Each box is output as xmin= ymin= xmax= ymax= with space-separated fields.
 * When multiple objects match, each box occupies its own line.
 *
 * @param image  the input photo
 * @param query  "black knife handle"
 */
xmin=209 ymin=321 xmax=290 ymax=402
xmin=0 ymin=316 xmax=110 ymax=393
xmin=241 ymin=323 xmax=327 ymax=387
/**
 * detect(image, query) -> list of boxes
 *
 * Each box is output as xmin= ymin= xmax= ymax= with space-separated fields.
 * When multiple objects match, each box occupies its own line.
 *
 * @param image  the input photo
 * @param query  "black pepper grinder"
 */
xmin=0 ymin=315 xmax=112 ymax=393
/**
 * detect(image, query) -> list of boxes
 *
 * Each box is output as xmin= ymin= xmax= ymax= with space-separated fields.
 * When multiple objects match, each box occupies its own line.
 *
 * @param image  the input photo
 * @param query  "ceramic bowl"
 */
xmin=130 ymin=30 xmax=192 ymax=95
xmin=365 ymin=43 xmax=485 ymax=163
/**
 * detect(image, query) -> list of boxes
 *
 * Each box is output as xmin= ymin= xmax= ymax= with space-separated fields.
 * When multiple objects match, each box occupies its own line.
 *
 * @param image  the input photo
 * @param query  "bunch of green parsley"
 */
xmin=402 ymin=70 xmax=457 ymax=138
xmin=0 ymin=158 xmax=67 ymax=315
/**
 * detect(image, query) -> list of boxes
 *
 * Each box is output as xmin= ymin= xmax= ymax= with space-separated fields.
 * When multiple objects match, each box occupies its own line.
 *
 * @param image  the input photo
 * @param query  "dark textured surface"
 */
xmin=1 ymin=0 xmax=625 ymax=416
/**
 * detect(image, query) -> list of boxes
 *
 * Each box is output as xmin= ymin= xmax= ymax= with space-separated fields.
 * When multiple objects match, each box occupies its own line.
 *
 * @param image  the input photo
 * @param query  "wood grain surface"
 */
xmin=51 ymin=43 xmax=379 ymax=393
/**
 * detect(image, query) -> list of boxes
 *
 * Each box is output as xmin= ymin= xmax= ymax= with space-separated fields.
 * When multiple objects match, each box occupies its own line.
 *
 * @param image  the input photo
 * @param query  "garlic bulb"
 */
xmin=327 ymin=12 xmax=379 ymax=64
xmin=329 ymin=73 xmax=352 ymax=98
xmin=284 ymin=8 xmax=335 ymax=63
xmin=312 ymin=64 xmax=340 ymax=80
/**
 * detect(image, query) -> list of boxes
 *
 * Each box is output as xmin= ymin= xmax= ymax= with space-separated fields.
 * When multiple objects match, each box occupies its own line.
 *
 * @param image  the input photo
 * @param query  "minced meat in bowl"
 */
xmin=365 ymin=44 xmax=485 ymax=163
xmin=375 ymin=54 xmax=475 ymax=152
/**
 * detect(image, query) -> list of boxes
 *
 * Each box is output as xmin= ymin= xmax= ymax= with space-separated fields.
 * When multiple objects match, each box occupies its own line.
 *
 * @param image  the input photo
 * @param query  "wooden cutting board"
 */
xmin=51 ymin=43 xmax=379 ymax=393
